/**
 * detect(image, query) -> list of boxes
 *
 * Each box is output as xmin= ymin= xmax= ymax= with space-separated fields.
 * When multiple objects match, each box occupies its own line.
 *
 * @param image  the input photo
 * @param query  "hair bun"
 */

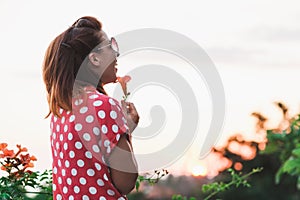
xmin=72 ymin=17 xmax=101 ymax=31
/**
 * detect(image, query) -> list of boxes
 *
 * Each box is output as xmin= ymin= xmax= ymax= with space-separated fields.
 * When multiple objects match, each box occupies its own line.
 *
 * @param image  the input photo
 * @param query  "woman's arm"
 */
xmin=107 ymin=101 xmax=139 ymax=195
xmin=108 ymin=134 xmax=138 ymax=195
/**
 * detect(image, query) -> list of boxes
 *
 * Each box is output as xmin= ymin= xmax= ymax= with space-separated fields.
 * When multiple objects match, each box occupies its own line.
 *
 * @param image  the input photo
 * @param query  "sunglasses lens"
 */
xmin=111 ymin=38 xmax=119 ymax=53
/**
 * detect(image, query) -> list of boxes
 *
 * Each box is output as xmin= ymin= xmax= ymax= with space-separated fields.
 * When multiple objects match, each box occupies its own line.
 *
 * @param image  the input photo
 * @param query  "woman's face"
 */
xmin=92 ymin=31 xmax=119 ymax=84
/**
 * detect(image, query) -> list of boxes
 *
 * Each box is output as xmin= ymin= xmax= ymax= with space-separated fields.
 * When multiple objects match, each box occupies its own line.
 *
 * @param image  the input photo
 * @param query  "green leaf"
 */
xmin=40 ymin=176 xmax=49 ymax=182
xmin=260 ymin=142 xmax=279 ymax=154
xmin=172 ymin=194 xmax=183 ymax=200
xmin=202 ymin=184 xmax=209 ymax=193
xmin=135 ymin=180 xmax=140 ymax=192
xmin=282 ymin=158 xmax=300 ymax=174
xmin=275 ymin=164 xmax=284 ymax=184
xmin=0 ymin=192 xmax=11 ymax=200
xmin=292 ymin=148 xmax=300 ymax=157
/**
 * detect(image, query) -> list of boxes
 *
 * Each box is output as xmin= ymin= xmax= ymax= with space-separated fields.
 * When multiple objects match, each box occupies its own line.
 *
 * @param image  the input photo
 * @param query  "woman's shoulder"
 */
xmin=83 ymin=87 xmax=120 ymax=109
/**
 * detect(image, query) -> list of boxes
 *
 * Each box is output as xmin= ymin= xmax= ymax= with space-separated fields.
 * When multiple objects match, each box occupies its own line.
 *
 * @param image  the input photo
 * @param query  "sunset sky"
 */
xmin=0 ymin=0 xmax=300 ymax=176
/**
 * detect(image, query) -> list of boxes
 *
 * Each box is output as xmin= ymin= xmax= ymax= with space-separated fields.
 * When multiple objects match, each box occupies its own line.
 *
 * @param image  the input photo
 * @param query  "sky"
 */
xmin=0 ymin=0 xmax=300 ymax=176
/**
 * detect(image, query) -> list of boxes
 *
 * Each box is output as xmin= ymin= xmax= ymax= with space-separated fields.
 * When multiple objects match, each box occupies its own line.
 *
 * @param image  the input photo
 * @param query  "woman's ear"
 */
xmin=89 ymin=52 xmax=101 ymax=66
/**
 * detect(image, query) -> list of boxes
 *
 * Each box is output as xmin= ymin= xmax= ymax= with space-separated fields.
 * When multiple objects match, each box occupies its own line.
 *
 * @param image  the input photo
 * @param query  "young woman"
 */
xmin=42 ymin=16 xmax=139 ymax=200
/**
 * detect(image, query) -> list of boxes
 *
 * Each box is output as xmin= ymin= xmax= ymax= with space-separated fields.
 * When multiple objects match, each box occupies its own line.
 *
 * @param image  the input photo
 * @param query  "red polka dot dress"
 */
xmin=50 ymin=86 xmax=129 ymax=200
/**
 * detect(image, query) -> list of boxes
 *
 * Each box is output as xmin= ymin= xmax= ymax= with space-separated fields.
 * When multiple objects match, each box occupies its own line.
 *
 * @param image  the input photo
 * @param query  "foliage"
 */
xmin=202 ymin=168 xmax=262 ymax=200
xmin=262 ymin=114 xmax=300 ymax=188
xmin=171 ymin=195 xmax=197 ymax=200
xmin=4 ymin=102 xmax=300 ymax=199
xmin=0 ymin=143 xmax=52 ymax=200
xmin=135 ymin=169 xmax=169 ymax=191
xmin=209 ymin=102 xmax=300 ymax=199
xmin=171 ymin=168 xmax=262 ymax=200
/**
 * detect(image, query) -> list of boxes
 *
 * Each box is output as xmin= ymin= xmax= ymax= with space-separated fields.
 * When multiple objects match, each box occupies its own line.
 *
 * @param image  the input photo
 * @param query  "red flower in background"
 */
xmin=0 ymin=143 xmax=37 ymax=176
xmin=17 ymin=144 xmax=28 ymax=152
xmin=0 ymin=142 xmax=52 ymax=199
xmin=0 ymin=143 xmax=15 ymax=158
xmin=0 ymin=143 xmax=8 ymax=150
xmin=2 ymin=148 xmax=15 ymax=158
xmin=1 ymin=165 xmax=7 ymax=171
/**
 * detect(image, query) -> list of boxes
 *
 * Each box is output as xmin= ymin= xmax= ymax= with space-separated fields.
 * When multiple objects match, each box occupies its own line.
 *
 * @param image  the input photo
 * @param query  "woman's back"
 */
xmin=51 ymin=86 xmax=128 ymax=200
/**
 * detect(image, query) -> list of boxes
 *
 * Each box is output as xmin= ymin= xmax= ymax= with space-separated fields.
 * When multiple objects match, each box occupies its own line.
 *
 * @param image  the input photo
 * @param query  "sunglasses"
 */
xmin=97 ymin=37 xmax=120 ymax=57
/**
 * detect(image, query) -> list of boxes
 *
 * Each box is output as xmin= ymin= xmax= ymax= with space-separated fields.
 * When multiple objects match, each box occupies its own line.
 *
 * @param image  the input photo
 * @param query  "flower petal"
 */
xmin=117 ymin=75 xmax=132 ymax=96
xmin=0 ymin=143 xmax=8 ymax=151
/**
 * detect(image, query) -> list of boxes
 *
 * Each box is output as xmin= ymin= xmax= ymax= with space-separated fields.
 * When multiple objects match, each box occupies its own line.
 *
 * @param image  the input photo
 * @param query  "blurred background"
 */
xmin=0 ymin=0 xmax=300 ymax=199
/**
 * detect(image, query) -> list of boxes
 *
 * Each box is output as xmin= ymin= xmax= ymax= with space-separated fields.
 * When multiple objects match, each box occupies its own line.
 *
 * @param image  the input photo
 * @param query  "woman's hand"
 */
xmin=121 ymin=100 xmax=139 ymax=134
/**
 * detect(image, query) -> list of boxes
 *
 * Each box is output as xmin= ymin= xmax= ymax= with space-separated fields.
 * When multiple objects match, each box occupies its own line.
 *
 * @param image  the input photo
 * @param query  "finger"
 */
xmin=128 ymin=103 xmax=138 ymax=116
xmin=121 ymin=100 xmax=127 ymax=113
xmin=126 ymin=102 xmax=133 ymax=112
xmin=128 ymin=103 xmax=139 ymax=123
xmin=129 ymin=103 xmax=137 ymax=113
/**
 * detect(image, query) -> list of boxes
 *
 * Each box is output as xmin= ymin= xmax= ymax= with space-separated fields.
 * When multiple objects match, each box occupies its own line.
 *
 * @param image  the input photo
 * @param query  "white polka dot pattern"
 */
xmin=85 ymin=151 xmax=92 ymax=159
xmin=63 ymin=186 xmax=68 ymax=194
xmin=95 ymin=163 xmax=101 ymax=171
xmin=107 ymin=189 xmax=115 ymax=196
xmin=87 ymin=169 xmax=95 ymax=176
xmin=75 ymin=123 xmax=82 ymax=131
xmin=53 ymin=167 xmax=57 ymax=174
xmin=67 ymin=178 xmax=72 ymax=185
xmin=50 ymin=88 xmax=129 ymax=199
xmin=92 ymin=145 xmax=100 ymax=153
xmin=80 ymin=106 xmax=88 ymax=114
xmin=69 ymin=151 xmax=75 ymax=158
xmin=71 ymin=168 xmax=77 ymax=176
xmin=64 ymin=143 xmax=68 ymax=150
xmin=77 ymin=159 xmax=85 ymax=167
xmin=93 ymin=100 xmax=103 ymax=106
xmin=68 ymin=133 xmax=73 ymax=140
xmin=98 ymin=110 xmax=105 ymax=119
xmin=69 ymin=115 xmax=75 ymax=122
xmin=89 ymin=187 xmax=97 ymax=194
xmin=97 ymin=179 xmax=104 ymax=186
xmin=110 ymin=111 xmax=117 ymax=119
xmin=93 ymin=127 xmax=100 ymax=135
xmin=64 ymin=125 xmax=68 ymax=132
xmin=80 ymin=177 xmax=87 ymax=185
xmin=85 ymin=115 xmax=94 ymax=123
xmin=83 ymin=133 xmax=91 ymax=141
xmin=75 ymin=141 xmax=82 ymax=149
xmin=101 ymin=125 xmax=108 ymax=134
xmin=65 ymin=160 xmax=70 ymax=168
xmin=74 ymin=186 xmax=80 ymax=193
xmin=56 ymin=194 xmax=62 ymax=200
xmin=61 ymin=116 xmax=65 ymax=124
xmin=112 ymin=124 xmax=118 ymax=133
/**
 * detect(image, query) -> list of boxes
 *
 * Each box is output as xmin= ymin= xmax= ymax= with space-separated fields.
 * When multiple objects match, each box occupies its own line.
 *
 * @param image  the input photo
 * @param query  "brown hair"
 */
xmin=42 ymin=16 xmax=105 ymax=117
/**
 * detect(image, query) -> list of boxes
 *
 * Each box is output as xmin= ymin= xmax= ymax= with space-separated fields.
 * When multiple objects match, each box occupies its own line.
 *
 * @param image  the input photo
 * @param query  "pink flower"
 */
xmin=117 ymin=75 xmax=131 ymax=101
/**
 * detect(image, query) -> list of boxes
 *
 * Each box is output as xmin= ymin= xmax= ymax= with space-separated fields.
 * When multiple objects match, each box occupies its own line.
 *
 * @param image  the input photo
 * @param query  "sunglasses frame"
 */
xmin=97 ymin=37 xmax=119 ymax=57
